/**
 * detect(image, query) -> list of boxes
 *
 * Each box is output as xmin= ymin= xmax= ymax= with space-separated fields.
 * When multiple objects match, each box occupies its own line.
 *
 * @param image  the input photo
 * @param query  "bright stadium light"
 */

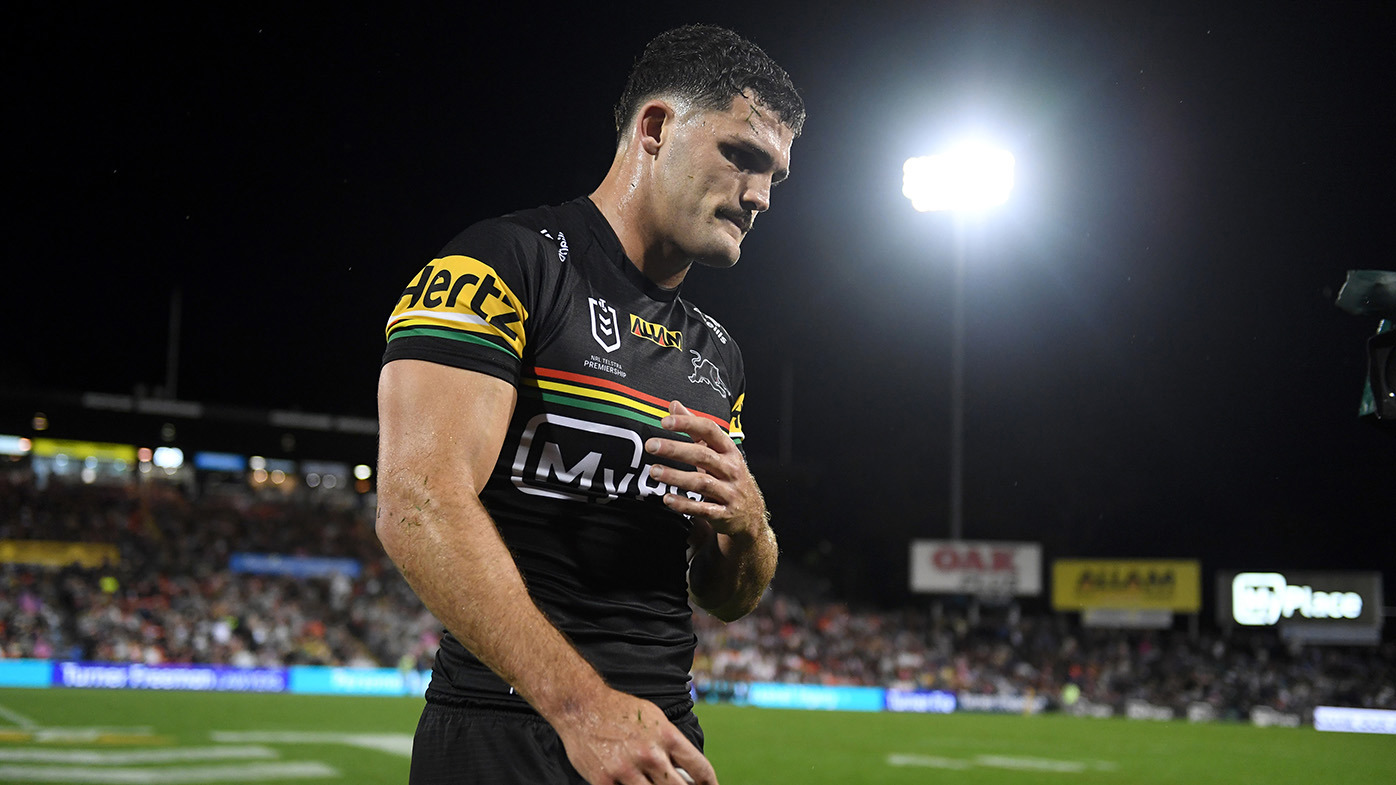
xmin=152 ymin=447 xmax=184 ymax=470
xmin=902 ymin=144 xmax=1015 ymax=213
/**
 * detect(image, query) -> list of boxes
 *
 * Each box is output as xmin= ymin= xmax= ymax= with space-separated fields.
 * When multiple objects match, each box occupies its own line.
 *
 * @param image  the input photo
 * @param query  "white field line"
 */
xmin=0 ymin=704 xmax=37 ymax=729
xmin=889 ymin=753 xmax=1119 ymax=774
xmin=886 ymin=754 xmax=972 ymax=770
xmin=0 ymin=746 xmax=278 ymax=765
xmin=211 ymin=731 xmax=414 ymax=758
xmin=974 ymin=755 xmax=1088 ymax=773
xmin=15 ymin=727 xmax=159 ymax=744
xmin=0 ymin=761 xmax=338 ymax=784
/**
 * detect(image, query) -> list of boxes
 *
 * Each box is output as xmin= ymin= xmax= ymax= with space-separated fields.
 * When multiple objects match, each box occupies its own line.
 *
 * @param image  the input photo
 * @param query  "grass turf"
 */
xmin=1 ymin=688 xmax=1392 ymax=784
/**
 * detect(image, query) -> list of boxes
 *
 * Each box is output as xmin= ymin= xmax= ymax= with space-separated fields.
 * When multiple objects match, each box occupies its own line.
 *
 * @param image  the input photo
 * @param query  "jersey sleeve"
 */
xmin=382 ymin=221 xmax=543 ymax=386
xmin=728 ymin=391 xmax=746 ymax=446
xmin=725 ymin=343 xmax=747 ymax=450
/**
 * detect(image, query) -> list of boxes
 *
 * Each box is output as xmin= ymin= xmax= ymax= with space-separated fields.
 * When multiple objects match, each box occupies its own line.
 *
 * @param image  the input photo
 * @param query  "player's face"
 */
xmin=654 ymin=93 xmax=793 ymax=267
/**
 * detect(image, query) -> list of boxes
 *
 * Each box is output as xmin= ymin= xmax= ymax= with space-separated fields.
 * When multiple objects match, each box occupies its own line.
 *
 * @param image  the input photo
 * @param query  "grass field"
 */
xmin=1 ymin=688 xmax=1392 ymax=784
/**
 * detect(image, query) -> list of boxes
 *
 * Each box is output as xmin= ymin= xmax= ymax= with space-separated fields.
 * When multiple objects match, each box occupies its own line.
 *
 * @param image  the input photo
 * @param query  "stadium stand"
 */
xmin=2 ymin=474 xmax=1392 ymax=723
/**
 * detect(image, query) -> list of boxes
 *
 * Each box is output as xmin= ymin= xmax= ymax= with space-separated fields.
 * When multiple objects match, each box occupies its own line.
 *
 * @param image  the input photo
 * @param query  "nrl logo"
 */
xmin=589 ymin=297 xmax=620 ymax=352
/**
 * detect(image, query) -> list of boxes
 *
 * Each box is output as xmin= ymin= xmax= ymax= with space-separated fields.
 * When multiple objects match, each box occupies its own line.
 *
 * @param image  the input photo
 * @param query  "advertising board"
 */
xmin=30 ymin=439 xmax=137 ymax=463
xmin=52 ymin=662 xmax=287 ymax=693
xmin=1217 ymin=571 xmax=1382 ymax=643
xmin=229 ymin=553 xmax=362 ymax=579
xmin=743 ymin=683 xmax=886 ymax=712
xmin=1051 ymin=559 xmax=1201 ymax=612
xmin=0 ymin=540 xmax=119 ymax=568
xmin=0 ymin=659 xmax=51 ymax=688
xmin=1314 ymin=706 xmax=1396 ymax=735
xmin=909 ymin=540 xmax=1042 ymax=596
xmin=885 ymin=689 xmax=957 ymax=714
xmin=955 ymin=692 xmax=1048 ymax=715
xmin=288 ymin=666 xmax=428 ymax=696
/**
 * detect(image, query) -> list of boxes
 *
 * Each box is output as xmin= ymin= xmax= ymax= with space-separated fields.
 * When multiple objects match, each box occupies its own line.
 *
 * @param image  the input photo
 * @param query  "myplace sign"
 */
xmin=1218 ymin=571 xmax=1382 ymax=642
xmin=909 ymin=540 xmax=1041 ymax=596
xmin=1231 ymin=573 xmax=1363 ymax=625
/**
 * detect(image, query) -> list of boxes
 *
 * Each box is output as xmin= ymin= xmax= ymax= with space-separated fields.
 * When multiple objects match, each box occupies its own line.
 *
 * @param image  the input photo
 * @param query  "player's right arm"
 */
xmin=375 ymin=358 xmax=597 ymax=723
xmin=376 ymin=242 xmax=716 ymax=785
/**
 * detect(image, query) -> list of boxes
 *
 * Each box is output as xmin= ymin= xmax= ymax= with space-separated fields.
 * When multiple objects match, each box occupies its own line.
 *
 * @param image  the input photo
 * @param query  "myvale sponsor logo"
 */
xmin=510 ymin=414 xmax=700 ymax=504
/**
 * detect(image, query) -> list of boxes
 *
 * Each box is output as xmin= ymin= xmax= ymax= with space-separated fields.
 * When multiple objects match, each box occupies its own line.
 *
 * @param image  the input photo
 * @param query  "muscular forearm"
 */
xmin=687 ymin=515 xmax=777 ymax=622
xmin=376 ymin=479 xmax=606 ymax=722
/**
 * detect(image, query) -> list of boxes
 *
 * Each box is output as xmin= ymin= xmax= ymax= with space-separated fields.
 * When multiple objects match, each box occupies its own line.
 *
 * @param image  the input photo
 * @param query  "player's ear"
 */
xmin=636 ymin=100 xmax=672 ymax=156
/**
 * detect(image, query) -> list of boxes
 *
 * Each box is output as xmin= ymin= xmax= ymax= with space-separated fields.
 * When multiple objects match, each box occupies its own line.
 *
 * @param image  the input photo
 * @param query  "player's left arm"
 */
xmin=646 ymin=400 xmax=776 ymax=622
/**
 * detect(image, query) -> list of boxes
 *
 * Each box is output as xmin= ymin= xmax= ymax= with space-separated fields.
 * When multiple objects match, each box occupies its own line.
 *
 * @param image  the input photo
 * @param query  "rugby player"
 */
xmin=376 ymin=24 xmax=804 ymax=785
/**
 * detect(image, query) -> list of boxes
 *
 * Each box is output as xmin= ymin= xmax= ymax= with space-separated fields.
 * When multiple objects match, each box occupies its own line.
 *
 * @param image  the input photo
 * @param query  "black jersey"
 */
xmin=383 ymin=196 xmax=746 ymax=707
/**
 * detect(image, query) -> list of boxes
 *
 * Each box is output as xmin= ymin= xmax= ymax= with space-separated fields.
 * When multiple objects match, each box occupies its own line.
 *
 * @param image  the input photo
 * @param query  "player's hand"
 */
xmin=553 ymin=686 xmax=716 ymax=785
xmin=645 ymin=400 xmax=766 ymax=540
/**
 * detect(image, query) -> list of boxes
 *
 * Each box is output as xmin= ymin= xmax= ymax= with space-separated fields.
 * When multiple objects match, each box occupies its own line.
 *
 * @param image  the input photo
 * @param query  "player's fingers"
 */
xmin=651 ymin=722 xmax=715 ymax=785
xmin=642 ymin=444 xmax=731 ymax=480
xmin=662 ymin=406 xmax=733 ymax=451
xmin=660 ymin=415 xmax=728 ymax=448
xmin=686 ymin=516 xmax=714 ymax=549
xmin=667 ymin=743 xmax=717 ymax=785
xmin=649 ymin=465 xmax=728 ymax=500
xmin=626 ymin=728 xmax=702 ymax=785
xmin=646 ymin=442 xmax=732 ymax=479
xmin=619 ymin=751 xmax=671 ymax=785
xmin=636 ymin=758 xmax=695 ymax=785
xmin=662 ymin=493 xmax=726 ymax=520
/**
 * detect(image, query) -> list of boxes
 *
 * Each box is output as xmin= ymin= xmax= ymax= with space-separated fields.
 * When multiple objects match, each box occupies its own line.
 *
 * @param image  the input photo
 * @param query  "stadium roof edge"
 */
xmin=1 ymin=386 xmax=379 ymax=436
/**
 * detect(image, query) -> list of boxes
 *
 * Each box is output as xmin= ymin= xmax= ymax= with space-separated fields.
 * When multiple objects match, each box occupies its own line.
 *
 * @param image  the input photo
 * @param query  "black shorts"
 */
xmin=408 ymin=699 xmax=704 ymax=785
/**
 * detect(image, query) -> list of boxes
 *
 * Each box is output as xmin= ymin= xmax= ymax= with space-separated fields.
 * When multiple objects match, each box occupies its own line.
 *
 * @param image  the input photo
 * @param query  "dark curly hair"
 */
xmin=614 ymin=24 xmax=805 ymax=145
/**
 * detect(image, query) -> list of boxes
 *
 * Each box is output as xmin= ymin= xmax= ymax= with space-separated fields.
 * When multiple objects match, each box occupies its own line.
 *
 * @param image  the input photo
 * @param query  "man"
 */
xmin=376 ymin=24 xmax=804 ymax=785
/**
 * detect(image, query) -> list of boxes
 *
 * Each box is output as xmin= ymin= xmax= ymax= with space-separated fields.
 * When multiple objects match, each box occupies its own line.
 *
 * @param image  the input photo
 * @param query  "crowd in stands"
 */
xmin=690 ymin=593 xmax=1396 ymax=719
xmin=3 ymin=473 xmax=1393 ymax=722
xmin=0 ymin=476 xmax=440 ymax=671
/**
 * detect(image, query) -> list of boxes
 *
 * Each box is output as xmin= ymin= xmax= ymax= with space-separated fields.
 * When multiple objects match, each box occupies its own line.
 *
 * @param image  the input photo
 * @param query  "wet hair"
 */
xmin=614 ymin=24 xmax=805 ymax=145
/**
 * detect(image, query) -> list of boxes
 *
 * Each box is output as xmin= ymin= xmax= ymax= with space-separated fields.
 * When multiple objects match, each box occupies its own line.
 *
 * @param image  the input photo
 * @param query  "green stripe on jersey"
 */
xmin=388 ymin=326 xmax=517 ymax=358
xmin=522 ymin=388 xmax=663 ymax=429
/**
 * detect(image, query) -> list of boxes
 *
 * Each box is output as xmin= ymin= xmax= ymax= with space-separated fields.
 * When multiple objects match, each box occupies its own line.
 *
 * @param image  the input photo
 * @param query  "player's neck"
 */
xmin=590 ymin=164 xmax=690 ymax=291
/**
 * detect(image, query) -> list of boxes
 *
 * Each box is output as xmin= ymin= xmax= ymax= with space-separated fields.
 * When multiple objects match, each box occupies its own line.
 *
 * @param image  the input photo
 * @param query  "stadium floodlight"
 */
xmin=152 ymin=446 xmax=184 ymax=470
xmin=902 ymin=144 xmax=1015 ymax=213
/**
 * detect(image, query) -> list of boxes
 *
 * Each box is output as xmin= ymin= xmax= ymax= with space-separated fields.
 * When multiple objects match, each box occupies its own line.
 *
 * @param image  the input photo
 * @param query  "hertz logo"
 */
xmin=629 ymin=314 xmax=682 ymax=350
xmin=397 ymin=258 xmax=523 ymax=341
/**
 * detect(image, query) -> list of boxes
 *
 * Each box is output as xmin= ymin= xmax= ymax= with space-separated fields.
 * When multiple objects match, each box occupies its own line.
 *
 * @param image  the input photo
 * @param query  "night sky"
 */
xmin=8 ymin=2 xmax=1395 ymax=605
